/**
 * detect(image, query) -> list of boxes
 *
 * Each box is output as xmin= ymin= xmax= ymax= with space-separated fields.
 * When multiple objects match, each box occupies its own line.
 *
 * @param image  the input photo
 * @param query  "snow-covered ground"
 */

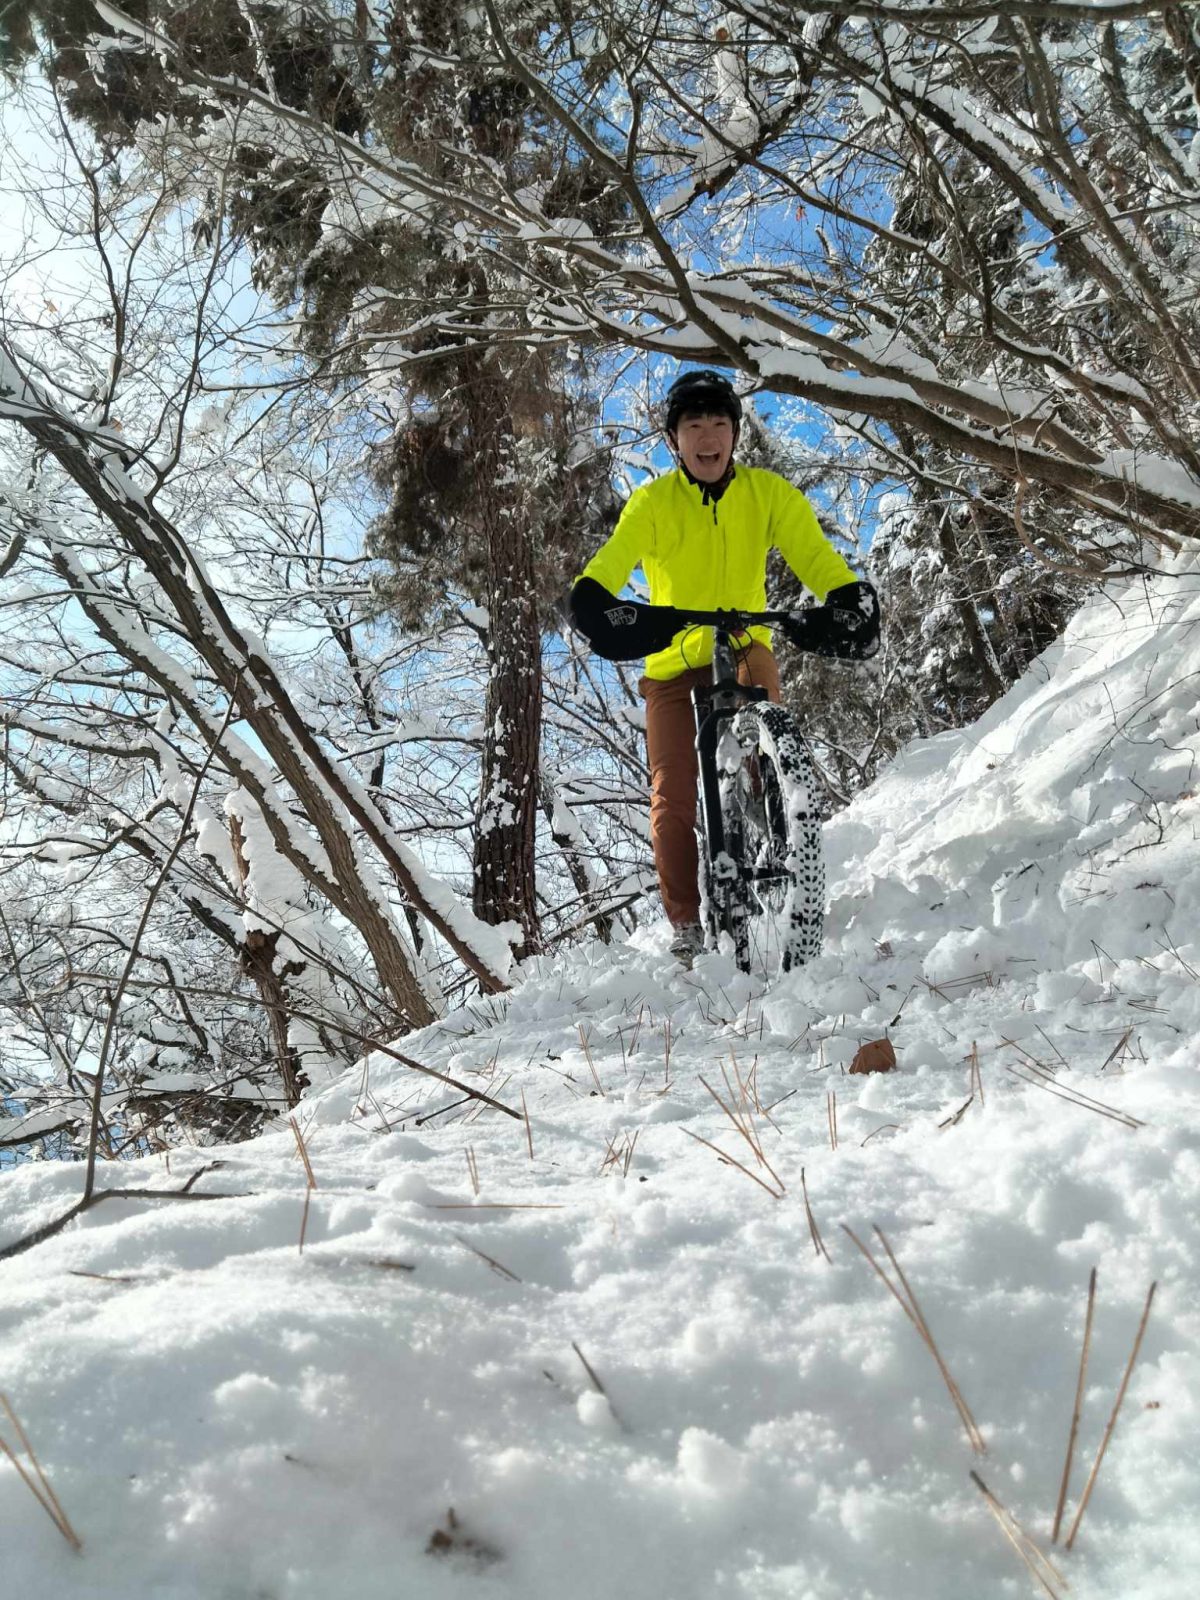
xmin=2 ymin=565 xmax=1198 ymax=1599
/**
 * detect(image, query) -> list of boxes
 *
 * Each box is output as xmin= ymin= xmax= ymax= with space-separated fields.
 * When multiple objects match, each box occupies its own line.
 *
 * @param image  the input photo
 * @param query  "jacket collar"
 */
xmin=679 ymin=460 xmax=736 ymax=507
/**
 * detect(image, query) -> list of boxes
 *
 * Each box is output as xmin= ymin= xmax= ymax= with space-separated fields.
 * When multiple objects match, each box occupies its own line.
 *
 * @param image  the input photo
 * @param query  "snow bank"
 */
xmin=2 ymin=569 xmax=1198 ymax=1598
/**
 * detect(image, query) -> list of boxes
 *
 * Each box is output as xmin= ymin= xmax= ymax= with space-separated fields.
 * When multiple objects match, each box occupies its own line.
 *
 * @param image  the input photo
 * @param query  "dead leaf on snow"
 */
xmin=849 ymin=1039 xmax=897 ymax=1075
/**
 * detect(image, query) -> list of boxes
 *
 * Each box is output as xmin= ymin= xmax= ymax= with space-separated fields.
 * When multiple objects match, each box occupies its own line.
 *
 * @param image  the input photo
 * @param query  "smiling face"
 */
xmin=670 ymin=410 xmax=736 ymax=482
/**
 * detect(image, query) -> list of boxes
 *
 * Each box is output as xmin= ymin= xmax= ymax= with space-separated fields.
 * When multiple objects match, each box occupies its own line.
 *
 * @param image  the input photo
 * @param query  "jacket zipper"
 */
xmin=715 ymin=496 xmax=725 ymax=661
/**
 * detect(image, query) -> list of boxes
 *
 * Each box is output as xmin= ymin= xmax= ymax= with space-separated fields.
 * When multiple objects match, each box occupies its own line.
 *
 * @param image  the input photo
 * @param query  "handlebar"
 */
xmin=665 ymin=606 xmax=794 ymax=632
xmin=569 ymin=574 xmax=879 ymax=665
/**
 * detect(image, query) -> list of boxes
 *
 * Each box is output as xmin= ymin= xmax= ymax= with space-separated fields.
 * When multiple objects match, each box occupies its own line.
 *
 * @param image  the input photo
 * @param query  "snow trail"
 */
xmin=2 ymin=568 xmax=1198 ymax=1598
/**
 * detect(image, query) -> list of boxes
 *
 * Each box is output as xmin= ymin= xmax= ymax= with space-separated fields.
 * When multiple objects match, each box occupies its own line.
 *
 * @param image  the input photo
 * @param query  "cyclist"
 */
xmin=569 ymin=368 xmax=880 ymax=965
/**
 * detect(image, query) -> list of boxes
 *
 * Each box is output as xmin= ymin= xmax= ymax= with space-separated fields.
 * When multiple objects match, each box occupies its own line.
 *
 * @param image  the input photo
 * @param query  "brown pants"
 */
xmin=640 ymin=643 xmax=781 ymax=927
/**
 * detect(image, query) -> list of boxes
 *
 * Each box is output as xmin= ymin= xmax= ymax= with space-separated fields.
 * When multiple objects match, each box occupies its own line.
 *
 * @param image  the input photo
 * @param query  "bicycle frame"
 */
xmin=692 ymin=630 xmax=766 ymax=881
xmin=682 ymin=609 xmax=790 ymax=880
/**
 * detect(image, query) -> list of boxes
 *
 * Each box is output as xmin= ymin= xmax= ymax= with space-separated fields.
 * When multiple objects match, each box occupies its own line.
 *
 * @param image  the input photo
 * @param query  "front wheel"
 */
xmin=712 ymin=703 xmax=825 ymax=975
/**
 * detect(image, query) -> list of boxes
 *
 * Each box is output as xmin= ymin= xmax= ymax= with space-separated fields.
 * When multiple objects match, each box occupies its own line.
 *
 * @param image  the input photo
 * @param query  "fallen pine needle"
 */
xmin=842 ymin=1225 xmax=985 ymax=1454
xmin=800 ymin=1168 xmax=831 ymax=1262
xmin=577 ymin=1025 xmax=606 ymax=1097
xmin=700 ymin=1073 xmax=785 ymax=1192
xmin=971 ymin=1040 xmax=985 ymax=1108
xmin=762 ymin=1087 xmax=798 ymax=1114
xmin=621 ymin=1127 xmax=639 ymax=1178
xmin=290 ymin=1116 xmax=319 ymax=1187
xmin=572 ymin=1341 xmax=626 ymax=1430
xmin=1052 ymin=1267 xmax=1097 ymax=1544
xmin=1004 ymin=1065 xmax=1143 ymax=1130
xmin=681 ymin=1126 xmax=784 ymax=1198
xmin=572 ymin=1341 xmax=607 ymax=1395
xmin=0 ymin=1395 xmax=82 ymax=1551
xmin=453 ymin=1233 xmax=521 ymax=1283
xmin=1065 ymin=1280 xmax=1157 ymax=1551
xmin=971 ymin=1471 xmax=1066 ymax=1600
xmin=521 ymin=1090 xmax=534 ymax=1160
xmin=875 ymin=1229 xmax=985 ymax=1455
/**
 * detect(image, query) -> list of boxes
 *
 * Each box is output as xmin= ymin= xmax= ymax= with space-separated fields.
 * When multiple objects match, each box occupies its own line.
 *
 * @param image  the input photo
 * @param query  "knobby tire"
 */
xmin=709 ymin=703 xmax=825 ymax=975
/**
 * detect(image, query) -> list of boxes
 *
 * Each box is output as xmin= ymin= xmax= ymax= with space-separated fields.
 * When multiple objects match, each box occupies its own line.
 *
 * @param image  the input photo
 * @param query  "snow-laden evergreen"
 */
xmin=2 ymin=564 xmax=1197 ymax=1598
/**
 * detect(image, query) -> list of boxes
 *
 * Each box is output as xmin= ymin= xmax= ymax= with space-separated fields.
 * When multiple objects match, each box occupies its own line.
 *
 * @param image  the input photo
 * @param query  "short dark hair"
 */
xmin=665 ymin=369 xmax=742 ymax=433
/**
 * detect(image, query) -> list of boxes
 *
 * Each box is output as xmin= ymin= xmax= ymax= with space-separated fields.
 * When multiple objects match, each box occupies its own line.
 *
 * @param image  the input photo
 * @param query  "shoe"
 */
xmin=669 ymin=920 xmax=705 ymax=968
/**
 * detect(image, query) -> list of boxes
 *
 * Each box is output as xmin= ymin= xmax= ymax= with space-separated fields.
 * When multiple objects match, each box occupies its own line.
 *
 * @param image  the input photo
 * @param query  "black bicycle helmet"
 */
xmin=664 ymin=368 xmax=743 ymax=433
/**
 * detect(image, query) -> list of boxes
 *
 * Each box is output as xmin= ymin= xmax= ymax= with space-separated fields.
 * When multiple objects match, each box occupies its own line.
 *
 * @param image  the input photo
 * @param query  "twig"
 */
xmin=1065 ymin=1281 xmax=1157 ymax=1550
xmin=464 ymin=1069 xmax=513 ymax=1123
xmin=1035 ymin=1024 xmax=1068 ymax=1067
xmin=298 ymin=1187 xmax=313 ymax=1254
xmin=83 ymin=680 xmax=244 ymax=1201
xmin=1053 ymin=1267 xmax=1097 ymax=1544
xmin=827 ymin=1089 xmax=838 ymax=1151
xmin=628 ymin=1003 xmax=645 ymax=1057
xmin=465 ymin=1146 xmax=480 ymax=1196
xmin=922 ymin=969 xmax=995 ymax=1000
xmin=571 ymin=1339 xmax=628 ymax=1431
xmin=357 ymin=1036 xmax=520 ymax=1120
xmin=414 ymin=1095 xmax=473 ymax=1126
xmin=0 ymin=1176 xmax=250 ymax=1263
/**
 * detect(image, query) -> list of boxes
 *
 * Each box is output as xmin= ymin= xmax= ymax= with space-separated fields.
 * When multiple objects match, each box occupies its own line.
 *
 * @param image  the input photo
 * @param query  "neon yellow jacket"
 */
xmin=580 ymin=465 xmax=858 ymax=680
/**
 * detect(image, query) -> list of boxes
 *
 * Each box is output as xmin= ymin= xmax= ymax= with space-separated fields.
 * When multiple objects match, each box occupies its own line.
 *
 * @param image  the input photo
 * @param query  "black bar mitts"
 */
xmin=782 ymin=579 xmax=881 ymax=661
xmin=568 ymin=577 xmax=681 ymax=661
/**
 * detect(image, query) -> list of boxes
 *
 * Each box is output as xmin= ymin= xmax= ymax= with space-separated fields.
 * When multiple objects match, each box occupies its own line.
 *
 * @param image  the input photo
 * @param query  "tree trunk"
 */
xmin=464 ymin=357 xmax=542 ymax=959
xmin=539 ymin=771 xmax=613 ymax=945
xmin=935 ymin=509 xmax=1008 ymax=701
xmin=228 ymin=815 xmax=304 ymax=1108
